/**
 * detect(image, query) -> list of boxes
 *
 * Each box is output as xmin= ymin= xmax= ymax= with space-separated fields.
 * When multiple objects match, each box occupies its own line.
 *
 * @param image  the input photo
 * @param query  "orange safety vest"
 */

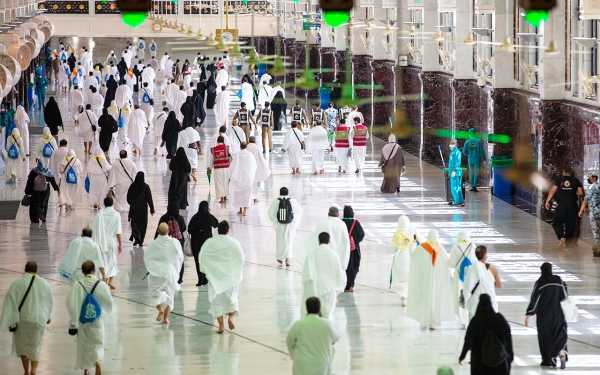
xmin=353 ymin=124 xmax=368 ymax=147
xmin=335 ymin=126 xmax=349 ymax=148
xmin=212 ymin=144 xmax=229 ymax=169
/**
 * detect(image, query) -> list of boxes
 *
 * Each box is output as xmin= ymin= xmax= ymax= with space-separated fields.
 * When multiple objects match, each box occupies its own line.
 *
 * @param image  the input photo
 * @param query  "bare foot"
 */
xmin=291 ymin=171 xmax=296 ymax=174
xmin=163 ymin=319 xmax=170 ymax=325
xmin=228 ymin=319 xmax=235 ymax=330
xmin=285 ymin=260 xmax=290 ymax=267
xmin=237 ymin=210 xmax=243 ymax=215
xmin=313 ymin=171 xmax=317 ymax=175
xmin=216 ymin=328 xmax=225 ymax=334
xmin=156 ymin=311 xmax=164 ymax=322
xmin=253 ymin=199 xmax=259 ymax=203
xmin=277 ymin=260 xmax=283 ymax=265
xmin=320 ymin=170 xmax=324 ymax=174
xmin=154 ymin=149 xmax=157 ymax=155
xmin=108 ymin=284 xmax=116 ymax=290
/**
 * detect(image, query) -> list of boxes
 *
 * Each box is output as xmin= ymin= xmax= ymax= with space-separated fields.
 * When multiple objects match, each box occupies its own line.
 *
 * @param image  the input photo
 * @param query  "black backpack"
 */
xmin=481 ymin=329 xmax=508 ymax=367
xmin=277 ymin=197 xmax=294 ymax=224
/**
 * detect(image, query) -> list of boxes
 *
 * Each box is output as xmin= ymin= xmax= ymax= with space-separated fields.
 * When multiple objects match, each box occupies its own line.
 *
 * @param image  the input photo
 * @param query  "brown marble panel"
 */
xmin=420 ymin=72 xmax=454 ymax=162
xmin=372 ymin=60 xmax=395 ymax=128
xmin=320 ymin=48 xmax=336 ymax=83
xmin=335 ymin=50 xmax=348 ymax=83
xmin=282 ymin=39 xmax=296 ymax=95
xmin=307 ymin=44 xmax=320 ymax=100
xmin=398 ymin=67 xmax=422 ymax=148
xmin=352 ymin=55 xmax=373 ymax=125
xmin=294 ymin=41 xmax=307 ymax=97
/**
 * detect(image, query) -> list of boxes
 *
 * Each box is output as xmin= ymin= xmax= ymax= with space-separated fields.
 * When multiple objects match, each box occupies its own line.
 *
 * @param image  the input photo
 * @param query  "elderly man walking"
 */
xmin=58 ymin=227 xmax=106 ymax=284
xmin=66 ymin=261 xmax=114 ymax=375
xmin=0 ymin=262 xmax=54 ymax=375
xmin=144 ymin=223 xmax=184 ymax=325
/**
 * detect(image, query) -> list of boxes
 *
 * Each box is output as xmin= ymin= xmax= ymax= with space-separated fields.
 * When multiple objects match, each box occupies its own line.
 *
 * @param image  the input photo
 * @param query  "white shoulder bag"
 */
xmin=560 ymin=282 xmax=578 ymax=323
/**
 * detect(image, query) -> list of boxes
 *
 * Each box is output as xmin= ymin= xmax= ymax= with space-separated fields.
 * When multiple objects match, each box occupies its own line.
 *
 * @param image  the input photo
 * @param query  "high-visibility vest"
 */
xmin=213 ymin=144 xmax=230 ymax=169
xmin=292 ymin=107 xmax=304 ymax=123
xmin=259 ymin=109 xmax=272 ymax=126
xmin=353 ymin=124 xmax=368 ymax=147
xmin=237 ymin=109 xmax=250 ymax=126
xmin=311 ymin=108 xmax=324 ymax=124
xmin=335 ymin=126 xmax=349 ymax=148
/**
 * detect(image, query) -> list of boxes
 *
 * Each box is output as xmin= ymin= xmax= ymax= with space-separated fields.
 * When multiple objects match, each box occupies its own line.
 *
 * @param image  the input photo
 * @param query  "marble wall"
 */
xmin=420 ymin=72 xmax=454 ymax=162
xmin=352 ymin=55 xmax=373 ymax=126
xmin=372 ymin=60 xmax=395 ymax=128
xmin=399 ymin=67 xmax=423 ymax=148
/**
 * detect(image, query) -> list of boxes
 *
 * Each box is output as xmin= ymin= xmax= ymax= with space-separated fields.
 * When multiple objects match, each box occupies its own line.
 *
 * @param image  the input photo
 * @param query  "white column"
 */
xmin=372 ymin=0 xmax=393 ymax=61
xmin=422 ymin=0 xmax=439 ymax=71
xmin=539 ymin=0 xmax=566 ymax=100
xmin=454 ymin=0 xmax=475 ymax=79
xmin=492 ymin=0 xmax=514 ymax=88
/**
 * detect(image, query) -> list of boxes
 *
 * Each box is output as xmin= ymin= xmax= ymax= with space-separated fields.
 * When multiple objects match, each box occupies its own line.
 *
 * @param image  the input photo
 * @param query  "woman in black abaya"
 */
xmin=193 ymin=89 xmax=206 ymax=126
xmin=196 ymin=80 xmax=207 ymax=103
xmin=271 ymin=91 xmax=287 ymax=131
xmin=127 ymin=171 xmax=155 ymax=247
xmin=43 ymin=97 xmax=63 ymax=136
xmin=117 ymin=58 xmax=127 ymax=80
xmin=188 ymin=201 xmax=219 ymax=286
xmin=199 ymin=61 xmax=207 ymax=81
xmin=342 ymin=206 xmax=365 ymax=292
xmin=526 ymin=262 xmax=569 ymax=369
xmin=98 ymin=108 xmax=117 ymax=153
xmin=24 ymin=160 xmax=60 ymax=223
xmin=168 ymin=147 xmax=191 ymax=210
xmin=180 ymin=96 xmax=196 ymax=129
xmin=104 ymin=75 xmax=118 ymax=108
xmin=161 ymin=111 xmax=180 ymax=159
xmin=459 ymin=294 xmax=513 ymax=375
xmin=206 ymin=75 xmax=217 ymax=109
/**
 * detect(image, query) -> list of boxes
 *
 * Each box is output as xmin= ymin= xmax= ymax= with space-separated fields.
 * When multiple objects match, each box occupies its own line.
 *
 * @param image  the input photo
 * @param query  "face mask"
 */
xmin=449 ymin=144 xmax=456 ymax=149
xmin=589 ymin=178 xmax=595 ymax=184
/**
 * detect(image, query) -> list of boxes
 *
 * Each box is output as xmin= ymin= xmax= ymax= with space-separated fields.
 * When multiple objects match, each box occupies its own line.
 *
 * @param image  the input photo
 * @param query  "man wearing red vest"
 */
xmin=211 ymin=136 xmax=230 ymax=203
xmin=334 ymin=119 xmax=350 ymax=173
xmin=350 ymin=117 xmax=369 ymax=173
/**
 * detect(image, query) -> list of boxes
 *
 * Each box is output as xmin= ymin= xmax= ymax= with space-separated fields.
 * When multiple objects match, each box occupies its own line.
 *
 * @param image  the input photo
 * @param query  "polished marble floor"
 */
xmin=1 ymin=38 xmax=600 ymax=374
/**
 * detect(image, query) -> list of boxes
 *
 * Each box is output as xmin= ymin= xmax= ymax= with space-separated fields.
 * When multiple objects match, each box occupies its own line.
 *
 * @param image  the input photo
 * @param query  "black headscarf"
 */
xmin=43 ymin=97 xmax=63 ymax=135
xmin=193 ymin=89 xmax=206 ymax=125
xmin=127 ymin=171 xmax=147 ymax=204
xmin=193 ymin=201 xmax=210 ymax=222
xmin=242 ymin=73 xmax=255 ymax=87
xmin=161 ymin=111 xmax=180 ymax=143
xmin=343 ymin=206 xmax=354 ymax=219
xmin=98 ymin=108 xmax=117 ymax=139
xmin=271 ymin=91 xmax=287 ymax=131
xmin=180 ymin=96 xmax=196 ymax=129
xmin=475 ymin=294 xmax=496 ymax=318
xmin=117 ymin=59 xmax=127 ymax=79
xmin=167 ymin=200 xmax=180 ymax=216
xmin=104 ymin=75 xmax=118 ymax=108
xmin=170 ymin=147 xmax=192 ymax=174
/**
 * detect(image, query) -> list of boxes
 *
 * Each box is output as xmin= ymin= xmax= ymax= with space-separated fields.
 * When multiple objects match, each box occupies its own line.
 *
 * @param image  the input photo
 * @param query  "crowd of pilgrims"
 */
xmin=0 ymin=37 xmax=574 ymax=375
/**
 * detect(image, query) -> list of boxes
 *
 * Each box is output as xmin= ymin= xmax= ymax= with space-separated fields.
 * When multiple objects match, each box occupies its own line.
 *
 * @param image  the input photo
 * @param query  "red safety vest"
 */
xmin=353 ymin=124 xmax=367 ymax=147
xmin=212 ymin=144 xmax=230 ymax=169
xmin=335 ymin=126 xmax=349 ymax=148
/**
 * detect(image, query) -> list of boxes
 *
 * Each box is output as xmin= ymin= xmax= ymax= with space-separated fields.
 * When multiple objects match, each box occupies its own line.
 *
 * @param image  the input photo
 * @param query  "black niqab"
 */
xmin=193 ymin=90 xmax=206 ymax=125
xmin=104 ymin=75 xmax=118 ymax=108
xmin=43 ymin=97 xmax=63 ymax=135
xmin=206 ymin=75 xmax=217 ymax=109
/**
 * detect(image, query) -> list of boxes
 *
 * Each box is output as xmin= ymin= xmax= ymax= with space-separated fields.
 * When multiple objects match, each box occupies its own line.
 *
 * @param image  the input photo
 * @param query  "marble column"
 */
xmin=282 ymin=38 xmax=296 ymax=95
xmin=419 ymin=72 xmax=454 ymax=162
xmin=373 ymin=60 xmax=395 ymax=128
xmin=540 ymin=0 xmax=567 ymax=100
xmin=307 ymin=43 xmax=320 ymax=100
xmin=352 ymin=55 xmax=373 ymax=126
xmin=266 ymin=36 xmax=276 ymax=56
xmin=294 ymin=41 xmax=307 ymax=98
xmin=399 ymin=67 xmax=423 ymax=147
xmin=320 ymin=47 xmax=336 ymax=83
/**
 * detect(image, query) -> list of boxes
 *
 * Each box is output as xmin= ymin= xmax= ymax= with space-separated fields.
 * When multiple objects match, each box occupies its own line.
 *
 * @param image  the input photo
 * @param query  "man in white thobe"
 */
xmin=14 ymin=104 xmax=30 ymax=155
xmin=66 ymin=261 xmax=113 ymax=375
xmin=173 ymin=86 xmax=187 ymax=122
xmin=199 ymin=221 xmax=245 ymax=333
xmin=58 ymin=228 xmax=106 ymax=284
xmin=298 ymin=206 xmax=350 ymax=271
xmin=247 ymin=136 xmax=271 ymax=203
xmin=50 ymin=139 xmax=69 ymax=178
xmin=300 ymin=233 xmax=346 ymax=320
xmin=115 ymin=81 xmax=132 ymax=108
xmin=449 ymin=230 xmax=477 ymax=328
xmin=306 ymin=123 xmax=329 ymax=174
xmin=406 ymin=229 xmax=455 ymax=329
xmin=144 ymin=223 xmax=184 ymax=325
xmin=84 ymin=72 xmax=98 ymax=92
xmin=139 ymin=82 xmax=154 ymax=122
xmin=87 ymin=87 xmax=104 ymax=118
xmin=164 ymin=57 xmax=174 ymax=80
xmin=282 ymin=121 xmax=306 ymax=174
xmin=389 ymin=215 xmax=418 ymax=307
xmin=463 ymin=245 xmax=500 ymax=320
xmin=128 ymin=104 xmax=147 ymax=154
xmin=0 ymin=262 xmax=53 ymax=375
xmin=141 ymin=64 xmax=156 ymax=94
xmin=69 ymin=86 xmax=85 ymax=124
xmin=226 ymin=119 xmax=246 ymax=156
xmin=350 ymin=117 xmax=369 ymax=173
xmin=106 ymin=150 xmax=138 ymax=211
xmin=163 ymin=80 xmax=179 ymax=110
xmin=80 ymin=48 xmax=92 ymax=74
xmin=229 ymin=143 xmax=257 ymax=216
xmin=206 ymin=126 xmax=231 ymax=170
xmin=92 ymin=197 xmax=123 ymax=290
xmin=215 ymin=66 xmax=229 ymax=88
xmin=268 ymin=187 xmax=302 ymax=266
xmin=287 ymin=297 xmax=340 ymax=375
xmin=152 ymin=107 xmax=169 ymax=156
xmin=215 ymin=86 xmax=231 ymax=127
xmin=257 ymin=81 xmax=273 ymax=110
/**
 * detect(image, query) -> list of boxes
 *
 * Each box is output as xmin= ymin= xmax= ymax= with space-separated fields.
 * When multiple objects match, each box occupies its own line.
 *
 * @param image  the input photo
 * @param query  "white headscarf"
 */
xmin=10 ymin=128 xmax=20 ymax=139
xmin=397 ymin=215 xmax=411 ymax=229
xmin=457 ymin=230 xmax=470 ymax=243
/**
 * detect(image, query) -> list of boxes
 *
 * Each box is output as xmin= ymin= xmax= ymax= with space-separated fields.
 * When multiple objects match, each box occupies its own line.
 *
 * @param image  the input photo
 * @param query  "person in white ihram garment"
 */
xmin=215 ymin=66 xmax=229 ymax=88
xmin=226 ymin=118 xmax=246 ymax=156
xmin=128 ymin=104 xmax=147 ymax=155
xmin=240 ymin=77 xmax=255 ymax=112
xmin=286 ymin=297 xmax=340 ymax=375
xmin=199 ymin=221 xmax=245 ymax=334
xmin=164 ymin=56 xmax=174 ymax=80
xmin=117 ymin=102 xmax=132 ymax=147
xmin=163 ymin=79 xmax=179 ymax=110
xmin=206 ymin=126 xmax=231 ymax=171
xmin=50 ymin=139 xmax=69 ymax=179
xmin=141 ymin=64 xmax=156 ymax=93
xmin=463 ymin=245 xmax=500 ymax=320
xmin=229 ymin=142 xmax=257 ymax=216
xmin=300 ymin=232 xmax=346 ymax=321
xmin=121 ymin=48 xmax=132 ymax=68
xmin=115 ymin=81 xmax=132 ymax=108
xmin=257 ymin=80 xmax=272 ymax=110
xmin=306 ymin=121 xmax=329 ymax=175
xmin=58 ymin=60 xmax=70 ymax=94
xmin=79 ymin=48 xmax=92 ymax=75
xmin=152 ymin=107 xmax=169 ymax=156
xmin=139 ymin=82 xmax=154 ymax=122
xmin=184 ymin=127 xmax=202 ymax=181
xmin=86 ymin=147 xmax=111 ymax=209
xmin=389 ymin=215 xmax=418 ymax=307
xmin=79 ymin=105 xmax=98 ymax=155
xmin=58 ymin=228 xmax=106 ymax=284
xmin=160 ymin=52 xmax=169 ymax=71
xmin=35 ymin=126 xmax=58 ymax=168
xmin=92 ymin=196 xmax=123 ymax=290
xmin=14 ymin=103 xmax=30 ymax=155
xmin=4 ymin=128 xmax=26 ymax=183
xmin=215 ymin=86 xmax=231 ymax=127
xmin=69 ymin=85 xmax=85 ymax=125
xmin=406 ymin=229 xmax=455 ymax=330
xmin=268 ymin=186 xmax=302 ymax=266
xmin=87 ymin=87 xmax=104 ymax=118
xmin=448 ymin=230 xmax=477 ymax=329
xmin=107 ymin=150 xmax=138 ymax=212
xmin=58 ymin=149 xmax=84 ymax=210
xmin=66 ymin=261 xmax=113 ymax=375
xmin=84 ymin=72 xmax=99 ymax=92
xmin=0 ymin=261 xmax=54 ymax=375
xmin=350 ymin=117 xmax=369 ymax=173
xmin=298 ymin=206 xmax=350 ymax=270
xmin=247 ymin=136 xmax=270 ymax=203
xmin=144 ymin=222 xmax=184 ymax=325
xmin=282 ymin=121 xmax=306 ymax=174
xmin=124 ymin=68 xmax=136 ymax=93
xmin=173 ymin=86 xmax=188 ymax=122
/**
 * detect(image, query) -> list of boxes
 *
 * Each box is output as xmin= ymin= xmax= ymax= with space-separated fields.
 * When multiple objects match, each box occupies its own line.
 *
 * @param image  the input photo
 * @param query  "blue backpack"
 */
xmin=139 ymin=42 xmax=144 ymax=49
xmin=118 ymin=109 xmax=124 ymax=129
xmin=66 ymin=166 xmax=78 ymax=184
xmin=42 ymin=142 xmax=53 ymax=158
xmin=104 ymin=74 xmax=109 ymax=82
xmin=151 ymin=44 xmax=156 ymax=52
xmin=73 ymin=76 xmax=79 ymax=86
xmin=78 ymin=281 xmax=102 ymax=324
xmin=84 ymin=176 xmax=90 ymax=193
xmin=7 ymin=142 xmax=18 ymax=159
xmin=142 ymin=92 xmax=150 ymax=104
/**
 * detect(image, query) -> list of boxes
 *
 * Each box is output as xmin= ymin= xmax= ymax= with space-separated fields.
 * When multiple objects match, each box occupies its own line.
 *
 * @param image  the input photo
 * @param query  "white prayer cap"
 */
xmin=427 ymin=229 xmax=439 ymax=242
xmin=457 ymin=230 xmax=470 ymax=242
xmin=436 ymin=367 xmax=454 ymax=375
xmin=397 ymin=215 xmax=411 ymax=229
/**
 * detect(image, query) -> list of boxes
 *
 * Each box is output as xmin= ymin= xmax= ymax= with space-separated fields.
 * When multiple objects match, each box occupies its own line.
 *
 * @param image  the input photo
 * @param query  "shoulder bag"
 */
xmin=292 ymin=128 xmax=304 ymax=150
xmin=348 ymin=220 xmax=357 ymax=250
xmin=560 ymin=282 xmax=579 ymax=323
xmin=85 ymin=111 xmax=97 ymax=132
xmin=119 ymin=160 xmax=134 ymax=182
xmin=8 ymin=276 xmax=36 ymax=332
xmin=381 ymin=144 xmax=397 ymax=174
